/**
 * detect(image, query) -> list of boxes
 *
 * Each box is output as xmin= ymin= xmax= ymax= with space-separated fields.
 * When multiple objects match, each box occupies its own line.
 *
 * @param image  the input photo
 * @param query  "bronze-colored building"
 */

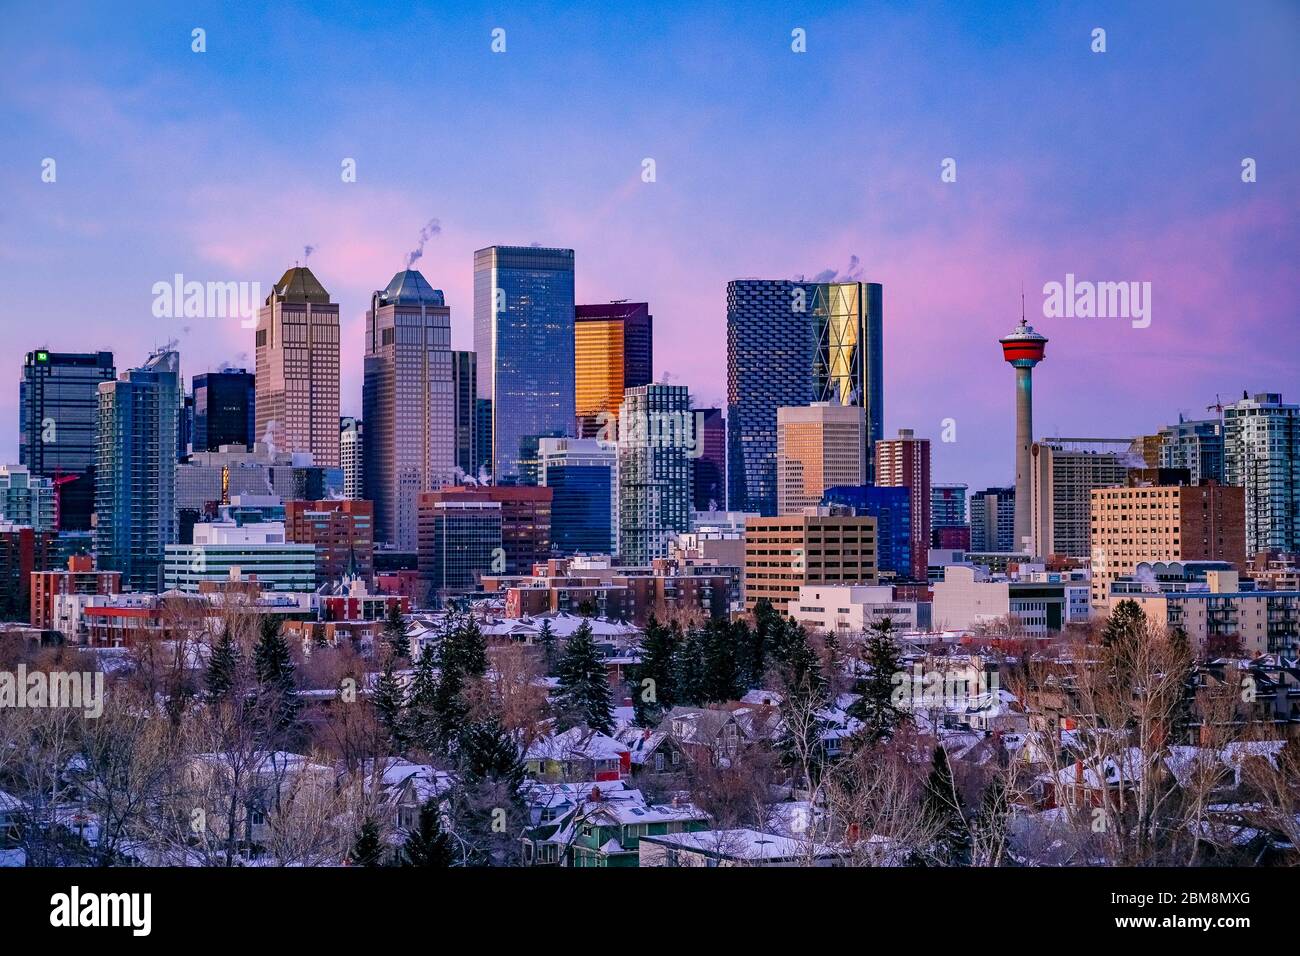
xmin=285 ymin=499 xmax=375 ymax=586
xmin=743 ymin=512 xmax=877 ymax=614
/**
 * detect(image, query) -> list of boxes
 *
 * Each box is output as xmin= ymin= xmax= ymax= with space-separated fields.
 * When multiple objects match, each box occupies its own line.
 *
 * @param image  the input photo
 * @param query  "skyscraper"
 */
xmin=822 ymin=484 xmax=911 ymax=579
xmin=931 ymin=483 xmax=968 ymax=528
xmin=618 ymin=384 xmax=694 ymax=564
xmin=192 ymin=369 xmax=256 ymax=452
xmin=692 ymin=407 xmax=726 ymax=512
xmin=473 ymin=245 xmax=575 ymax=484
xmin=452 ymin=350 xmax=478 ymax=480
xmin=539 ymin=437 xmax=616 ymax=555
xmin=1223 ymin=392 xmax=1300 ymax=553
xmin=95 ymin=349 xmax=181 ymax=591
xmin=340 ymin=417 xmax=363 ymax=499
xmin=19 ymin=350 xmax=116 ymax=531
xmin=726 ymin=279 xmax=883 ymax=516
xmin=970 ymin=487 xmax=1016 ymax=552
xmin=0 ymin=465 xmax=57 ymax=531
xmin=574 ymin=301 xmax=653 ymax=438
xmin=363 ymin=269 xmax=455 ymax=550
xmin=776 ymin=403 xmax=864 ymax=515
xmin=254 ymin=266 xmax=340 ymax=466
xmin=1158 ymin=417 xmax=1224 ymax=486
xmin=999 ymin=316 xmax=1048 ymax=553
xmin=874 ymin=428 xmax=931 ymax=581
xmin=1029 ymin=438 xmax=1130 ymax=559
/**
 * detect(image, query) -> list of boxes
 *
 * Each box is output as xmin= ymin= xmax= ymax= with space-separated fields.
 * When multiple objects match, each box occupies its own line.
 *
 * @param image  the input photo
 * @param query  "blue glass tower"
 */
xmin=822 ymin=484 xmax=911 ymax=579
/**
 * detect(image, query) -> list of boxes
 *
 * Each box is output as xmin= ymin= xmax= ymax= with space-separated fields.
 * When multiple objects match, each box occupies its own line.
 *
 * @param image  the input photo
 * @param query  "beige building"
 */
xmin=1089 ymin=481 xmax=1246 ymax=606
xmin=790 ymin=584 xmax=922 ymax=633
xmin=776 ymin=404 xmax=864 ymax=515
xmin=1029 ymin=439 xmax=1130 ymax=560
xmin=932 ymin=565 xmax=1091 ymax=634
xmin=255 ymin=267 xmax=340 ymax=467
xmin=743 ymin=512 xmax=877 ymax=614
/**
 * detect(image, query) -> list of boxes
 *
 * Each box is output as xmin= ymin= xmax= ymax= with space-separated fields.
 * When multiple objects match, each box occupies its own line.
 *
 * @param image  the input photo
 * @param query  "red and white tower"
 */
xmin=1000 ymin=316 xmax=1048 ymax=553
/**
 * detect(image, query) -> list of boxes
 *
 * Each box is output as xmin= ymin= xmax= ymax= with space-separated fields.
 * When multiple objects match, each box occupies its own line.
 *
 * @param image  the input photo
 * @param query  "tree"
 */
xmin=348 ymin=817 xmax=386 ymax=866
xmin=401 ymin=799 xmax=453 ymax=867
xmin=1101 ymin=599 xmax=1145 ymax=649
xmin=406 ymin=644 xmax=439 ymax=752
xmin=253 ymin=615 xmax=300 ymax=741
xmin=554 ymin=620 xmax=614 ymax=734
xmin=455 ymin=719 xmax=527 ymax=866
xmin=537 ymin=618 xmax=558 ymax=675
xmin=206 ymin=625 xmax=241 ymax=700
xmin=382 ymin=602 xmax=409 ymax=662
xmin=920 ymin=745 xmax=970 ymax=866
xmin=372 ymin=660 xmax=407 ymax=754
xmin=1204 ymin=631 xmax=1245 ymax=659
xmin=634 ymin=615 xmax=679 ymax=725
xmin=848 ymin=617 xmax=908 ymax=744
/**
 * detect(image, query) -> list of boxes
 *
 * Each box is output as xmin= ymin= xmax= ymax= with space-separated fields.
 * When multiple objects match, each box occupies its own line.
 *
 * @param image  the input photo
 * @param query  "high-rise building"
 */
xmin=1158 ymin=417 xmax=1224 ymax=486
xmin=822 ymin=485 xmax=911 ymax=579
xmin=362 ymin=270 xmax=455 ymax=549
xmin=178 ymin=392 xmax=194 ymax=460
xmin=95 ymin=349 xmax=181 ymax=592
xmin=417 ymin=496 xmax=503 ymax=600
xmin=743 ymin=512 xmax=878 ymax=614
xmin=776 ymin=403 xmax=864 ymax=515
xmin=473 ymin=246 xmax=575 ymax=484
xmin=0 ymin=523 xmax=55 ymax=622
xmin=452 ymin=350 xmax=478 ymax=480
xmin=574 ymin=301 xmax=653 ymax=438
xmin=1089 ymin=479 xmax=1246 ymax=606
xmin=19 ymin=350 xmax=116 ymax=531
xmin=969 ymin=487 xmax=1016 ymax=552
xmin=999 ymin=317 xmax=1048 ymax=552
xmin=726 ymin=279 xmax=883 ymax=516
xmin=618 ymin=384 xmax=694 ymax=564
xmin=254 ymin=267 xmax=340 ymax=467
xmin=285 ymin=499 xmax=375 ymax=586
xmin=1223 ymin=392 xmax=1299 ymax=553
xmin=474 ymin=398 xmax=493 ymax=477
xmin=426 ymin=486 xmax=552 ymax=575
xmin=192 ymin=369 xmax=256 ymax=452
xmin=692 ymin=407 xmax=726 ymax=512
xmin=0 ymin=465 xmax=57 ymax=532
xmin=874 ymin=428 xmax=931 ymax=581
xmin=1029 ymin=439 xmax=1131 ymax=560
xmin=931 ymin=483 xmax=968 ymax=529
xmin=538 ymin=437 xmax=616 ymax=555
xmin=340 ymin=417 xmax=363 ymax=499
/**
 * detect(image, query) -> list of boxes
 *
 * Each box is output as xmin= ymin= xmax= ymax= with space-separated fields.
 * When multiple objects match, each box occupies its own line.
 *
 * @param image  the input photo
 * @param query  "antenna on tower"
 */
xmin=1020 ymin=281 xmax=1025 ymax=324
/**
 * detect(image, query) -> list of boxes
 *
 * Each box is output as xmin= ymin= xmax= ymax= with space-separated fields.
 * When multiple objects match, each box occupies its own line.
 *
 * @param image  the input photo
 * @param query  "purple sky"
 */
xmin=1 ymin=1 xmax=1296 ymax=491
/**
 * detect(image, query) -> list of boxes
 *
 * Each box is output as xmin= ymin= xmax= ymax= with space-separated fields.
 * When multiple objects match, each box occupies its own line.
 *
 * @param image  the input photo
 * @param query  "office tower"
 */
xmin=1029 ymin=439 xmax=1130 ymax=560
xmin=254 ymin=266 xmax=340 ymax=466
xmin=474 ymin=399 xmax=493 ymax=477
xmin=574 ymin=301 xmax=653 ymax=438
xmin=931 ymin=483 xmax=968 ymax=529
xmin=970 ymin=487 xmax=1016 ymax=552
xmin=776 ymin=403 xmax=864 ymax=515
xmin=692 ymin=407 xmax=726 ymax=512
xmin=95 ymin=349 xmax=181 ymax=592
xmin=1158 ymin=417 xmax=1224 ymax=485
xmin=362 ymin=269 xmax=455 ymax=549
xmin=539 ymin=437 xmax=616 ymax=554
xmin=874 ymin=428 xmax=931 ymax=581
xmin=1090 ymin=479 xmax=1246 ymax=606
xmin=743 ymin=512 xmax=878 ymax=614
xmin=193 ymin=369 xmax=256 ymax=452
xmin=285 ymin=499 xmax=375 ymax=586
xmin=452 ymin=350 xmax=478 ymax=479
xmin=19 ymin=350 xmax=116 ymax=531
xmin=473 ymin=245 xmax=575 ymax=484
xmin=340 ymin=418 xmax=363 ymax=499
xmin=618 ymin=383 xmax=694 ymax=564
xmin=427 ymin=486 xmax=552 ymax=575
xmin=1223 ymin=392 xmax=1299 ymax=553
xmin=178 ymin=392 xmax=194 ymax=460
xmin=999 ymin=317 xmax=1048 ymax=552
xmin=164 ymin=521 xmax=316 ymax=592
xmin=417 ymin=495 xmax=503 ymax=599
xmin=822 ymin=485 xmax=911 ymax=579
xmin=0 ymin=524 xmax=55 ymax=621
xmin=0 ymin=465 xmax=57 ymax=531
xmin=726 ymin=279 xmax=884 ymax=516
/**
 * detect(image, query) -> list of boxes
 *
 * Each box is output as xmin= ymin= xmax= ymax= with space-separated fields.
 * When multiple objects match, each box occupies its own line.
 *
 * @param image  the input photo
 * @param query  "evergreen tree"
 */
xmin=348 ymin=817 xmax=386 ymax=867
xmin=427 ymin=660 xmax=468 ymax=758
xmin=460 ymin=719 xmax=526 ymax=792
xmin=206 ymin=625 xmax=240 ymax=700
xmin=442 ymin=613 xmax=488 ymax=679
xmin=848 ymin=617 xmax=908 ymax=744
xmin=382 ymin=602 xmax=409 ymax=661
xmin=406 ymin=644 xmax=439 ymax=751
xmin=670 ymin=625 xmax=705 ymax=707
xmin=750 ymin=599 xmax=781 ymax=683
xmin=372 ymin=660 xmax=408 ymax=754
xmin=633 ymin=615 xmax=679 ymax=725
xmin=400 ymin=799 xmax=453 ymax=867
xmin=537 ymin=618 xmax=558 ymax=675
xmin=253 ymin=615 xmax=300 ymax=738
xmin=1167 ymin=623 xmax=1196 ymax=743
xmin=1102 ymin=599 xmax=1146 ymax=649
xmin=554 ymin=620 xmax=614 ymax=734
xmin=456 ymin=719 xmax=526 ymax=866
xmin=921 ymin=745 xmax=970 ymax=865
xmin=700 ymin=618 xmax=744 ymax=704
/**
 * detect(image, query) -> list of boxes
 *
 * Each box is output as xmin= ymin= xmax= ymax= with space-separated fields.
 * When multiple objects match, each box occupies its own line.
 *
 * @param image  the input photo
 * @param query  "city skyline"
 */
xmin=2 ymin=1 xmax=1295 ymax=494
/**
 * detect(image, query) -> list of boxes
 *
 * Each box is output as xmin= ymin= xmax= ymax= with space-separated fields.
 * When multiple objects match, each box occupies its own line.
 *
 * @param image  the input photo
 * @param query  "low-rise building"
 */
xmin=164 ymin=521 xmax=316 ymax=592
xmin=932 ymin=565 xmax=1090 ymax=634
xmin=790 ymin=584 xmax=925 ymax=633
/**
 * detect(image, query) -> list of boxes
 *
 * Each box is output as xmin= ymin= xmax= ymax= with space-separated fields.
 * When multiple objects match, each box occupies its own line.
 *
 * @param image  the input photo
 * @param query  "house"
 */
xmin=531 ymin=786 xmax=709 ymax=867
xmin=639 ymin=828 xmax=840 ymax=867
xmin=614 ymin=726 xmax=687 ymax=777
xmin=520 ymin=780 xmax=635 ymax=865
xmin=362 ymin=758 xmax=454 ymax=834
xmin=524 ymin=727 xmax=631 ymax=782
xmin=661 ymin=703 xmax=779 ymax=766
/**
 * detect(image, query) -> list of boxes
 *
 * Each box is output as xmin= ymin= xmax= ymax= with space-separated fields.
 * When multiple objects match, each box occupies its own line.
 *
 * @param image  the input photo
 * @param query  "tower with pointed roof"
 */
xmin=254 ymin=266 xmax=340 ymax=467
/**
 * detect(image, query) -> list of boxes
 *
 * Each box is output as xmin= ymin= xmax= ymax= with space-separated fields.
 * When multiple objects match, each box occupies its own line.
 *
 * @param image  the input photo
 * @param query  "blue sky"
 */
xmin=1 ymin=0 xmax=1296 ymax=491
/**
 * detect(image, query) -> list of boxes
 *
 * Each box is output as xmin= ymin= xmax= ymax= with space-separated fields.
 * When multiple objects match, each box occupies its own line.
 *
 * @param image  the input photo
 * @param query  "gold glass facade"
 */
xmin=575 ymin=318 xmax=626 ymax=437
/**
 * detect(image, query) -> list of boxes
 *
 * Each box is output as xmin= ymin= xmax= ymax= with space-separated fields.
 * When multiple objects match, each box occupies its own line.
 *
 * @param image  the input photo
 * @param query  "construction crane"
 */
xmin=1206 ymin=394 xmax=1226 ymax=421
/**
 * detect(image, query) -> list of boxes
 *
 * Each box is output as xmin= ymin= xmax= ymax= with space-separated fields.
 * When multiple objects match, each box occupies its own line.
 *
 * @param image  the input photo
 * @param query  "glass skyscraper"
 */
xmin=1224 ymin=392 xmax=1299 ymax=553
xmin=192 ymin=369 xmax=255 ymax=452
xmin=473 ymin=246 xmax=575 ymax=485
xmin=574 ymin=301 xmax=653 ymax=438
xmin=539 ymin=437 xmax=616 ymax=554
xmin=822 ymin=484 xmax=911 ymax=579
xmin=1158 ymin=417 xmax=1224 ymax=486
xmin=19 ymin=350 xmax=116 ymax=531
xmin=618 ymin=383 xmax=694 ymax=564
xmin=726 ymin=279 xmax=883 ymax=516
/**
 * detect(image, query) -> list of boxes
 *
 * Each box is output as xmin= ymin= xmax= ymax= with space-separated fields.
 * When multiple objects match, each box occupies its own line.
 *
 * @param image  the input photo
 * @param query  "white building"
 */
xmin=0 ymin=464 xmax=56 ymax=531
xmin=790 ymin=584 xmax=923 ymax=633
xmin=932 ymin=565 xmax=1089 ymax=634
xmin=164 ymin=520 xmax=315 ymax=592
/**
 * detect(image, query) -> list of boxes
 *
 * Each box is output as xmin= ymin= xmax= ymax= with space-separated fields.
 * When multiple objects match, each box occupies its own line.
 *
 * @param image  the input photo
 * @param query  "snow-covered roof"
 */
xmin=642 ymin=828 xmax=835 ymax=861
xmin=526 ymin=726 xmax=628 ymax=763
